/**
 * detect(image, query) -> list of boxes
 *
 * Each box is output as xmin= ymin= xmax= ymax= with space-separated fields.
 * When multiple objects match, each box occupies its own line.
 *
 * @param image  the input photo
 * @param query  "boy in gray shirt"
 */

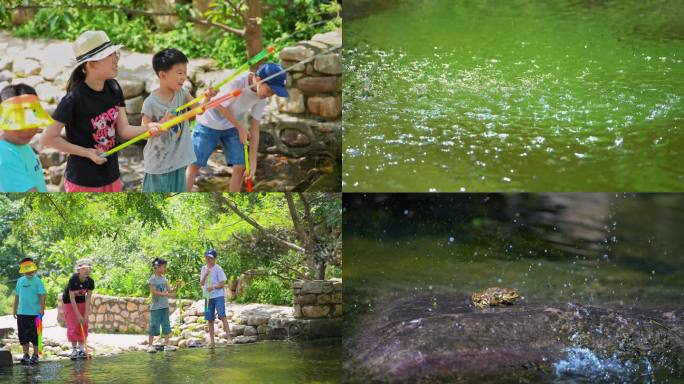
xmin=148 ymin=258 xmax=180 ymax=352
xmin=141 ymin=48 xmax=215 ymax=192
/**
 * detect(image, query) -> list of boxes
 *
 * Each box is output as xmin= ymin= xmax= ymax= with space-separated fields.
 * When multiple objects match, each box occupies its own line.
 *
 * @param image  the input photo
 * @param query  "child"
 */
xmin=0 ymin=84 xmax=53 ymax=192
xmin=148 ymin=257 xmax=180 ymax=352
xmin=41 ymin=30 xmax=161 ymax=192
xmin=140 ymin=48 xmax=216 ymax=192
xmin=199 ymin=249 xmax=232 ymax=348
xmin=13 ymin=257 xmax=46 ymax=365
xmin=62 ymin=259 xmax=95 ymax=360
xmin=186 ymin=63 xmax=289 ymax=192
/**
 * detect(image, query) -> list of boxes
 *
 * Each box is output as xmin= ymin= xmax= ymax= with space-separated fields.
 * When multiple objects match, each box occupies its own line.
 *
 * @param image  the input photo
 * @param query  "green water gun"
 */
xmin=174 ymin=45 xmax=276 ymax=113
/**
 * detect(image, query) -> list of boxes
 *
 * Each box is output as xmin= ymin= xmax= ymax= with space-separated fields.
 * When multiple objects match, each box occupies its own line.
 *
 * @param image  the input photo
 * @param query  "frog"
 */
xmin=472 ymin=287 xmax=519 ymax=309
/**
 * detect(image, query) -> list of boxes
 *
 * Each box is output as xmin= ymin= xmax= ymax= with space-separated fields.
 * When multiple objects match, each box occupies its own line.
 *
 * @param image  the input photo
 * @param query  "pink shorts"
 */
xmin=64 ymin=178 xmax=123 ymax=192
xmin=64 ymin=301 xmax=88 ymax=343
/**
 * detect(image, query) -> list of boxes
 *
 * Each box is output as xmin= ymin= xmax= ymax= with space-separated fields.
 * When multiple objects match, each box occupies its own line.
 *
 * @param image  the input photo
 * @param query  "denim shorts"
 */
xmin=192 ymin=123 xmax=245 ymax=167
xmin=149 ymin=307 xmax=171 ymax=336
xmin=204 ymin=296 xmax=226 ymax=321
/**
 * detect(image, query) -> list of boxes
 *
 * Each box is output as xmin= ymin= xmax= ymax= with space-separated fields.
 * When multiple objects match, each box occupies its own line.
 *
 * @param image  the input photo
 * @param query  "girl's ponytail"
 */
xmin=66 ymin=63 xmax=87 ymax=92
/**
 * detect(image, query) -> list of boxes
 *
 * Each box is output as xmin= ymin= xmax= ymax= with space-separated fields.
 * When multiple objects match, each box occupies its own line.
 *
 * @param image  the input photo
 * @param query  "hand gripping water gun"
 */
xmin=101 ymin=89 xmax=243 ymax=158
xmin=174 ymin=46 xmax=276 ymax=113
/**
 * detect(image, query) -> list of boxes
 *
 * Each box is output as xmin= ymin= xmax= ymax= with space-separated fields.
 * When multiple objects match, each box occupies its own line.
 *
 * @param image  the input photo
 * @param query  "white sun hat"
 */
xmin=72 ymin=30 xmax=124 ymax=67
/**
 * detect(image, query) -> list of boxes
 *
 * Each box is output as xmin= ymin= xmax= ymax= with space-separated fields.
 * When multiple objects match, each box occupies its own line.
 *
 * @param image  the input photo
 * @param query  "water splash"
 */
xmin=553 ymin=347 xmax=654 ymax=382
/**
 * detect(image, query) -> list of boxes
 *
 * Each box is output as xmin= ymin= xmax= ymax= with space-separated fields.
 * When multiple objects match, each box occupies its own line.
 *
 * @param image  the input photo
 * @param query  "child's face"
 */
xmin=254 ymin=77 xmax=275 ymax=99
xmin=78 ymin=267 xmax=90 ymax=278
xmin=159 ymin=63 xmax=188 ymax=92
xmin=1 ymin=129 xmax=40 ymax=145
xmin=205 ymin=256 xmax=215 ymax=266
xmin=24 ymin=271 xmax=35 ymax=278
xmin=155 ymin=264 xmax=167 ymax=274
xmin=88 ymin=51 xmax=120 ymax=80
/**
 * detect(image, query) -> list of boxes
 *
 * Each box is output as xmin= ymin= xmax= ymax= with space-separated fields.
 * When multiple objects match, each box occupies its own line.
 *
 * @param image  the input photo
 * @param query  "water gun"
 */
xmin=101 ymin=89 xmax=242 ymax=157
xmin=175 ymin=46 xmax=276 ymax=113
xmin=80 ymin=324 xmax=89 ymax=360
xmin=244 ymin=141 xmax=253 ymax=192
xmin=35 ymin=314 xmax=42 ymax=355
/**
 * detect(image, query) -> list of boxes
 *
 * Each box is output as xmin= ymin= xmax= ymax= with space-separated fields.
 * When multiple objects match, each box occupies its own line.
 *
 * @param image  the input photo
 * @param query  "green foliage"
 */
xmin=0 ymin=284 xmax=14 ymax=316
xmin=236 ymin=276 xmax=293 ymax=306
xmin=0 ymin=193 xmax=341 ymax=307
xmin=0 ymin=0 xmax=341 ymax=67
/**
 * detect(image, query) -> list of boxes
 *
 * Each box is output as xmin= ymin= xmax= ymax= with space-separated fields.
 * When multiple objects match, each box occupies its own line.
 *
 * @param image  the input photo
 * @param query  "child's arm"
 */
xmin=199 ymin=268 xmax=209 ymax=287
xmin=69 ymin=291 xmax=84 ymax=323
xmin=215 ymin=105 xmax=249 ymax=144
xmin=41 ymin=122 xmax=107 ymax=165
xmin=13 ymin=296 xmax=18 ymax=319
xmin=149 ymin=284 xmax=168 ymax=297
xmin=84 ymin=290 xmax=92 ymax=323
xmin=116 ymin=107 xmax=162 ymax=139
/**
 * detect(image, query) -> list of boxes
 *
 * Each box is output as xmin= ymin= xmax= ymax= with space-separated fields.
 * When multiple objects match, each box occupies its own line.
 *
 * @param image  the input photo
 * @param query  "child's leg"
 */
xmin=31 ymin=342 xmax=38 ymax=356
xmin=188 ymin=123 xmax=220 ymax=192
xmin=216 ymin=297 xmax=231 ymax=341
xmin=222 ymin=130 xmax=246 ymax=192
xmin=162 ymin=308 xmax=171 ymax=346
xmin=208 ymin=320 xmax=215 ymax=347
xmin=229 ymin=166 xmax=245 ymax=192
xmin=22 ymin=343 xmax=29 ymax=355
xmin=185 ymin=165 xmax=200 ymax=192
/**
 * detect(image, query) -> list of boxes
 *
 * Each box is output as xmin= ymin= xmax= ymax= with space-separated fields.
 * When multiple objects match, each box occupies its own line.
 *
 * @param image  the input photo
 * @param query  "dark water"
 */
xmin=0 ymin=339 xmax=341 ymax=383
xmin=343 ymin=194 xmax=684 ymax=382
xmin=343 ymin=0 xmax=684 ymax=192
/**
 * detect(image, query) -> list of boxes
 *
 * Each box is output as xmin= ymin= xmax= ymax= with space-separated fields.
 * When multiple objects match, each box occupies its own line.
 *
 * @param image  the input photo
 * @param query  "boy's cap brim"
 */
xmin=270 ymin=84 xmax=289 ymax=98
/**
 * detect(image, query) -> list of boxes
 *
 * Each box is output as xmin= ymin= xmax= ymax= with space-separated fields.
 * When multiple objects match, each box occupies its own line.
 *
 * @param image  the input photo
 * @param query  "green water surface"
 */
xmin=0 ymin=339 xmax=341 ymax=384
xmin=343 ymin=0 xmax=684 ymax=191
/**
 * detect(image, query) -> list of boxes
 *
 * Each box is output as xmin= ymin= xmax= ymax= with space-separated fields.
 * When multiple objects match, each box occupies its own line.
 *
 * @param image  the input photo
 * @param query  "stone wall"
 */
xmin=261 ymin=30 xmax=342 ymax=159
xmin=293 ymin=278 xmax=342 ymax=319
xmin=56 ymin=294 xmax=193 ymax=333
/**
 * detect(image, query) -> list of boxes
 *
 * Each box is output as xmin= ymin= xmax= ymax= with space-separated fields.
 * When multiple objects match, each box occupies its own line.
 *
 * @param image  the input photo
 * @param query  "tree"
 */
xmin=213 ymin=192 xmax=341 ymax=280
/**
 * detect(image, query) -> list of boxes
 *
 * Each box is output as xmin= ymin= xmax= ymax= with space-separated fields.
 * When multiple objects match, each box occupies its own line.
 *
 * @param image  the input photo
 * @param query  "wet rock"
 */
xmin=296 ymin=76 xmax=341 ymax=94
xmin=0 ymin=81 xmax=9 ymax=91
xmin=280 ymin=46 xmax=315 ymax=62
xmin=344 ymin=294 xmax=684 ymax=383
xmin=243 ymin=326 xmax=257 ymax=336
xmin=280 ymin=128 xmax=311 ymax=148
xmin=233 ymin=335 xmax=258 ymax=344
xmin=302 ymin=305 xmax=330 ymax=318
xmin=229 ymin=324 xmax=245 ymax=336
xmin=313 ymin=54 xmax=342 ymax=75
xmin=12 ymin=58 xmax=41 ymax=77
xmin=307 ymin=96 xmax=341 ymax=118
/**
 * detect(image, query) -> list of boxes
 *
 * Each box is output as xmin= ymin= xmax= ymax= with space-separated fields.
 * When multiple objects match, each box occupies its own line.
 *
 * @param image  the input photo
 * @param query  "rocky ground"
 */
xmin=0 ymin=300 xmax=327 ymax=364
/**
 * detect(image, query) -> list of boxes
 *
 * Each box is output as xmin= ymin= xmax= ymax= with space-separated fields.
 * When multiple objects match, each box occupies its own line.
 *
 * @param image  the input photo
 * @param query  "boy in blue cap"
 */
xmin=199 ymin=249 xmax=231 ymax=348
xmin=186 ymin=63 xmax=289 ymax=192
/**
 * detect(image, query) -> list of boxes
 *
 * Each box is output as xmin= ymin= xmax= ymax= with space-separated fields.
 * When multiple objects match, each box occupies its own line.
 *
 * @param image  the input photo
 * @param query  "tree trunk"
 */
xmin=243 ymin=0 xmax=264 ymax=66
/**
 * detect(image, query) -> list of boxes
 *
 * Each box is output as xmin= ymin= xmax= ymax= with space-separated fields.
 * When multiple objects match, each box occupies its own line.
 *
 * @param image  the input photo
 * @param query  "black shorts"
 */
xmin=17 ymin=314 xmax=38 ymax=346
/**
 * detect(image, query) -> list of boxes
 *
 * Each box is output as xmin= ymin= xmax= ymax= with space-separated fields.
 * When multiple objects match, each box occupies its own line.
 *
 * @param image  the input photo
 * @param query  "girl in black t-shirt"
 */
xmin=41 ymin=30 xmax=161 ymax=192
xmin=62 ymin=259 xmax=95 ymax=360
